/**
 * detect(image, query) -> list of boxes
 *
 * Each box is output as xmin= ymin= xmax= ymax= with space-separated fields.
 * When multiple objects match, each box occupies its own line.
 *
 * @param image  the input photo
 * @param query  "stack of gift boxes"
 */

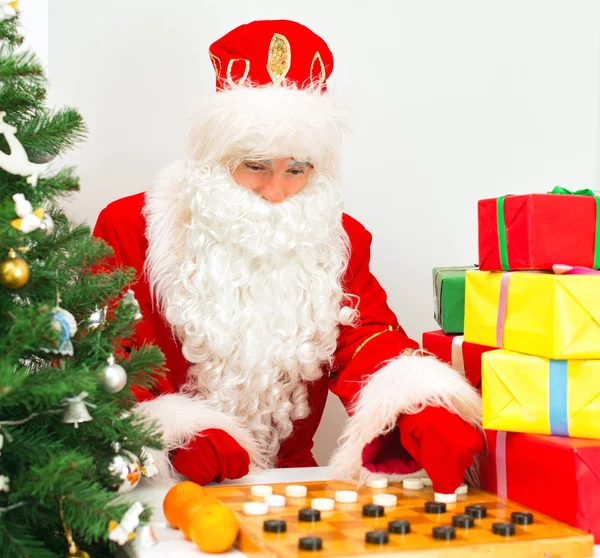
xmin=423 ymin=188 xmax=600 ymax=541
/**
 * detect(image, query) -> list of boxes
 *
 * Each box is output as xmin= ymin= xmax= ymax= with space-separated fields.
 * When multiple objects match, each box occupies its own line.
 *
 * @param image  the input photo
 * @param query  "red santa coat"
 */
xmin=93 ymin=191 xmax=480 ymax=482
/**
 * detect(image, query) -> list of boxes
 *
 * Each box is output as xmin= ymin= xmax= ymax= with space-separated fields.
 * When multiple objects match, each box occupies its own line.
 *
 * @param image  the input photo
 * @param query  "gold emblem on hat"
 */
xmin=267 ymin=33 xmax=291 ymax=85
xmin=209 ymin=51 xmax=222 ymax=79
xmin=226 ymin=58 xmax=250 ymax=86
xmin=310 ymin=51 xmax=326 ymax=90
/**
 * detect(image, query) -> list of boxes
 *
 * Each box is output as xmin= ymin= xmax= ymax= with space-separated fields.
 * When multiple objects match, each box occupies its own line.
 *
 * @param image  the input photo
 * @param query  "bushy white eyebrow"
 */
xmin=253 ymin=159 xmax=311 ymax=168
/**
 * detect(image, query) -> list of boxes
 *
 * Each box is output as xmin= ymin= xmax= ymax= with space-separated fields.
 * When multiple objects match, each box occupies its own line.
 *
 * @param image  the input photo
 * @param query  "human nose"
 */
xmin=258 ymin=176 xmax=287 ymax=203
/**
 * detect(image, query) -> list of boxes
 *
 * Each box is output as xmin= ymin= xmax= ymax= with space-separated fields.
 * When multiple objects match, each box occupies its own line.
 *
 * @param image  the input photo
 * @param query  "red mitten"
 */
xmin=398 ymin=407 xmax=485 ymax=494
xmin=171 ymin=428 xmax=250 ymax=485
xmin=361 ymin=426 xmax=421 ymax=475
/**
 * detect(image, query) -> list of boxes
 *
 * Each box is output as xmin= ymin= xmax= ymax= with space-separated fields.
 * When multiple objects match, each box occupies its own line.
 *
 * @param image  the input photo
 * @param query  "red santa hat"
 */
xmin=187 ymin=20 xmax=350 ymax=176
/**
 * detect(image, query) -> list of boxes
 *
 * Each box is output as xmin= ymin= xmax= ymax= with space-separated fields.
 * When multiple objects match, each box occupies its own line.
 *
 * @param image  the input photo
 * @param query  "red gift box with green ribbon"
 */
xmin=478 ymin=187 xmax=600 ymax=271
xmin=480 ymin=430 xmax=600 ymax=542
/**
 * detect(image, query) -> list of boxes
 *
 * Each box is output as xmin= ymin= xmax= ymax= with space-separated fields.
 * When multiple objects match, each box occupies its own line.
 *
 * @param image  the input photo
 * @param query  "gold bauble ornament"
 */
xmin=0 ymin=249 xmax=29 ymax=288
xmin=65 ymin=548 xmax=90 ymax=558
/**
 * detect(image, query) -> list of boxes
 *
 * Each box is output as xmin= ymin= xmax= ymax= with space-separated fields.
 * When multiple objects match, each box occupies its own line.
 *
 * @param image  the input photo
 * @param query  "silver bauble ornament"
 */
xmin=98 ymin=442 xmax=142 ymax=493
xmin=38 ymin=213 xmax=54 ymax=235
xmin=100 ymin=354 xmax=127 ymax=393
xmin=87 ymin=305 xmax=107 ymax=329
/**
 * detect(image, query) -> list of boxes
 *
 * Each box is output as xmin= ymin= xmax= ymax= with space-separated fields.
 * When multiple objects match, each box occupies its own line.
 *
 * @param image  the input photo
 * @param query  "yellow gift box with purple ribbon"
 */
xmin=482 ymin=349 xmax=600 ymax=439
xmin=464 ymin=270 xmax=600 ymax=359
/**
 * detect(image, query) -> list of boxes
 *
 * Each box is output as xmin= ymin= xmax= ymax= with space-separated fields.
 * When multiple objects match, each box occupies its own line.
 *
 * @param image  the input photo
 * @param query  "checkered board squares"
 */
xmin=204 ymin=481 xmax=593 ymax=557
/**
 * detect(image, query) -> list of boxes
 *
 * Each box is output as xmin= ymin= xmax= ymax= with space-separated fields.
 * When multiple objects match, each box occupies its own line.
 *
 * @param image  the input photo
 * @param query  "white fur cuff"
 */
xmin=329 ymin=353 xmax=482 ymax=485
xmin=134 ymin=393 xmax=266 ymax=482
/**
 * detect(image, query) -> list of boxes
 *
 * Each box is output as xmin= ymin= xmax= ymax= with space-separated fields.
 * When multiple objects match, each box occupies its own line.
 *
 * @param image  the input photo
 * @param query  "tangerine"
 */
xmin=190 ymin=502 xmax=240 ymax=553
xmin=162 ymin=481 xmax=206 ymax=529
xmin=179 ymin=494 xmax=221 ymax=540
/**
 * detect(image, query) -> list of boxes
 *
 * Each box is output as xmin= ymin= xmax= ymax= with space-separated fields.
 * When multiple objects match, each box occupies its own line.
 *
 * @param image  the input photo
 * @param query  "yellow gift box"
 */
xmin=483 ymin=349 xmax=600 ymax=438
xmin=464 ymin=270 xmax=600 ymax=359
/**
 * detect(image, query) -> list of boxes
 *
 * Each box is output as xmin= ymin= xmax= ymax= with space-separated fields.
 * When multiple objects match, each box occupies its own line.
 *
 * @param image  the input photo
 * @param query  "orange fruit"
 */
xmin=179 ymin=495 xmax=221 ymax=540
xmin=162 ymin=481 xmax=206 ymax=529
xmin=190 ymin=502 xmax=240 ymax=554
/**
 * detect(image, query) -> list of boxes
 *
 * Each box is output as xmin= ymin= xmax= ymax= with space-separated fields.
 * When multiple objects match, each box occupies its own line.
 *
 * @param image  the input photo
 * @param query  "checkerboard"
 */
xmin=204 ymin=480 xmax=593 ymax=557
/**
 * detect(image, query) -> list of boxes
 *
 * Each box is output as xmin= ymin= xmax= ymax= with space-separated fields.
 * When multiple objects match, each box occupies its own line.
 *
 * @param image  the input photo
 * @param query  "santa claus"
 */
xmin=93 ymin=19 xmax=484 ymax=497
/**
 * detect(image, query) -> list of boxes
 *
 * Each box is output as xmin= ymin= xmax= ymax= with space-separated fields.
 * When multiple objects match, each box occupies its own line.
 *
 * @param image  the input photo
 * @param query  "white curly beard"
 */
xmin=147 ymin=162 xmax=357 ymax=466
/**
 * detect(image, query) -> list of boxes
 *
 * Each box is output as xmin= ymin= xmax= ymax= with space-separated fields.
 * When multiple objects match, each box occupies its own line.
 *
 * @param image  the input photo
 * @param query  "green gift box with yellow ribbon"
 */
xmin=478 ymin=187 xmax=600 ymax=271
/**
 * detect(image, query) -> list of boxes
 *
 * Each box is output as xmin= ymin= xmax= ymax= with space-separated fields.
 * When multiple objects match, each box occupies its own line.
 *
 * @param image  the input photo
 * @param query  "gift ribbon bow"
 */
xmin=496 ymin=187 xmax=600 ymax=270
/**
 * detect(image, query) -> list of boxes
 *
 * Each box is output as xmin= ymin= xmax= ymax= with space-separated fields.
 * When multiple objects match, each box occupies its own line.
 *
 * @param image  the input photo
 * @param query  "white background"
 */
xmin=19 ymin=0 xmax=600 ymax=464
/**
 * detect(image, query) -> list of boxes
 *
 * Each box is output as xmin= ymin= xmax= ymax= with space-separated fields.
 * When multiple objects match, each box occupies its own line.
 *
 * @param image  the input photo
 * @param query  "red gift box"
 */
xmin=421 ymin=329 xmax=492 ymax=389
xmin=480 ymin=430 xmax=600 ymax=542
xmin=478 ymin=192 xmax=599 ymax=271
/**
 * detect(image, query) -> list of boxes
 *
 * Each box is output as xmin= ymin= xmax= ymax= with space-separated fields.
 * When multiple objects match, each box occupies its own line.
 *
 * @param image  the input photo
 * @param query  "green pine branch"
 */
xmin=0 ymin=82 xmax=46 ymax=119
xmin=0 ymin=51 xmax=43 ymax=81
xmin=17 ymin=109 xmax=87 ymax=158
xmin=0 ymin=18 xmax=24 ymax=50
xmin=0 ymin=520 xmax=55 ymax=558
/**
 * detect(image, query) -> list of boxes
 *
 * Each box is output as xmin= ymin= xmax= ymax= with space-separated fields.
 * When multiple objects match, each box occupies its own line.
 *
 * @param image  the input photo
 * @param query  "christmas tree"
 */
xmin=0 ymin=5 xmax=164 ymax=557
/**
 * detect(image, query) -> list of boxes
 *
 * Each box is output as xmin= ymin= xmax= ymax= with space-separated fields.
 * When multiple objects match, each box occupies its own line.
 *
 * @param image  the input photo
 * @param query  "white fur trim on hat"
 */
xmin=134 ymin=393 xmax=267 ymax=483
xmin=329 ymin=353 xmax=482 ymax=485
xmin=186 ymin=82 xmax=350 ymax=178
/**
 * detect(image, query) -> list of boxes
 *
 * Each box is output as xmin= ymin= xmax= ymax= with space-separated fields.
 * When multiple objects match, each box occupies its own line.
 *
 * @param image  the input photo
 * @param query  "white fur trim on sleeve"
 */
xmin=134 ymin=393 xmax=267 ymax=482
xmin=329 ymin=353 xmax=482 ymax=485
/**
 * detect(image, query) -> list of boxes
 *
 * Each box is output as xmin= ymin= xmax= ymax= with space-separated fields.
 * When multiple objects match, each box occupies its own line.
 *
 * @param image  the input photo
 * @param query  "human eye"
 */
xmin=287 ymin=168 xmax=305 ymax=176
xmin=244 ymin=162 xmax=265 ymax=172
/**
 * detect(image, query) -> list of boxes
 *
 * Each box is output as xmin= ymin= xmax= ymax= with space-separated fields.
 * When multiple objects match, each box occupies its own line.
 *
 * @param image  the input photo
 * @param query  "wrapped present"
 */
xmin=483 ymin=349 xmax=600 ymax=438
xmin=478 ymin=188 xmax=600 ymax=271
xmin=421 ymin=329 xmax=492 ymax=388
xmin=432 ymin=266 xmax=474 ymax=334
xmin=480 ymin=430 xmax=600 ymax=542
xmin=464 ymin=269 xmax=600 ymax=359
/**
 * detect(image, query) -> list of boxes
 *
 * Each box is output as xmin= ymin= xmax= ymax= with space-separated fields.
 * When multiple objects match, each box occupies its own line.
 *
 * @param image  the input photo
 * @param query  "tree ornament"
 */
xmin=38 ymin=213 xmax=54 ymax=235
xmin=0 ymin=1 xmax=17 ymax=22
xmin=41 ymin=299 xmax=78 ymax=355
xmin=0 ymin=248 xmax=29 ymax=288
xmin=122 ymin=289 xmax=142 ymax=320
xmin=0 ymin=112 xmax=48 ymax=185
xmin=59 ymin=496 xmax=91 ymax=558
xmin=10 ymin=193 xmax=45 ymax=233
xmin=108 ymin=501 xmax=144 ymax=545
xmin=86 ymin=305 xmax=107 ymax=329
xmin=140 ymin=447 xmax=158 ymax=478
xmin=62 ymin=392 xmax=94 ymax=428
xmin=100 ymin=354 xmax=127 ymax=394
xmin=97 ymin=442 xmax=142 ymax=493
xmin=24 ymin=147 xmax=57 ymax=165
xmin=0 ymin=475 xmax=9 ymax=492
